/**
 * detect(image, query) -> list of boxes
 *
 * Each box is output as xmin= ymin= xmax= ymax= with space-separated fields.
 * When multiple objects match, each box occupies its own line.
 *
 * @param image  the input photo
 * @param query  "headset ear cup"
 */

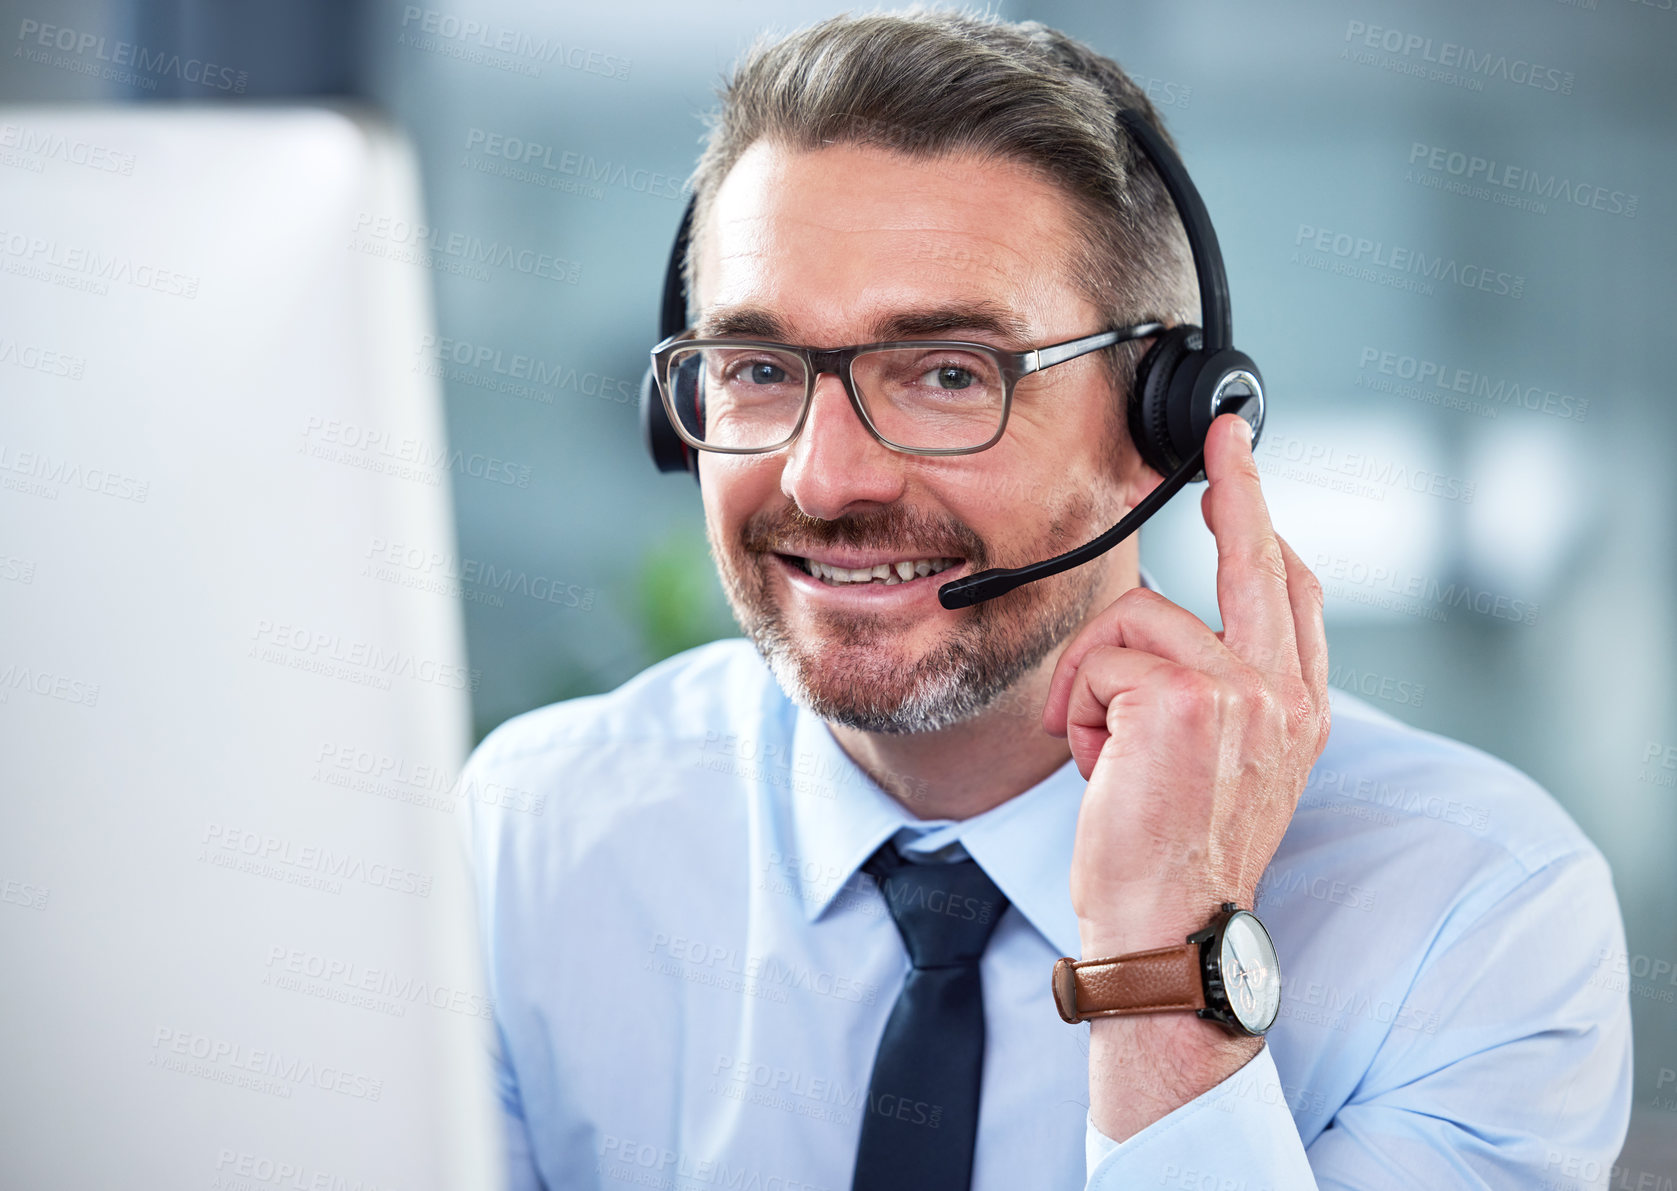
xmin=1128 ymin=325 xmax=1202 ymax=478
xmin=672 ymin=353 xmax=705 ymax=440
xmin=645 ymin=196 xmax=701 ymax=480
xmin=1188 ymin=347 xmax=1265 ymax=452
xmin=639 ymin=363 xmax=697 ymax=477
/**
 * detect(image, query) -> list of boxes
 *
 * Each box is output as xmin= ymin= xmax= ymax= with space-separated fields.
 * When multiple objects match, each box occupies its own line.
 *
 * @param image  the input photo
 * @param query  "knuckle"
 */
xmin=1233 ymin=666 xmax=1271 ymax=711
xmin=1082 ymin=643 xmax=1123 ymax=673
xmin=1115 ymin=585 xmax=1162 ymax=613
xmin=1230 ymin=538 xmax=1288 ymax=588
xmin=1162 ymin=669 xmax=1221 ymax=721
xmin=1278 ymin=678 xmax=1314 ymax=733
xmin=1253 ymin=687 xmax=1286 ymax=738
xmin=1254 ymin=542 xmax=1290 ymax=587
xmin=1300 ymin=568 xmax=1325 ymax=610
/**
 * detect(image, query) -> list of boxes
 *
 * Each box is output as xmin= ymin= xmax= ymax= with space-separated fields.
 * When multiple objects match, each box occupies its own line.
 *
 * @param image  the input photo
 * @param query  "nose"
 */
xmin=779 ymin=370 xmax=906 ymax=520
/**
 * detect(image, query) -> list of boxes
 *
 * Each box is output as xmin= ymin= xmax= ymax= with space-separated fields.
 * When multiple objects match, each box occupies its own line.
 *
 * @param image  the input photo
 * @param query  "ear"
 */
xmin=1120 ymin=452 xmax=1167 ymax=513
xmin=1108 ymin=400 xmax=1167 ymax=514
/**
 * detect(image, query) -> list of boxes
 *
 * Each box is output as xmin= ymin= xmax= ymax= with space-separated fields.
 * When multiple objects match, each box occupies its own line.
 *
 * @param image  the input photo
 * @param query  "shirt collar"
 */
xmin=785 ymin=706 xmax=1086 ymax=959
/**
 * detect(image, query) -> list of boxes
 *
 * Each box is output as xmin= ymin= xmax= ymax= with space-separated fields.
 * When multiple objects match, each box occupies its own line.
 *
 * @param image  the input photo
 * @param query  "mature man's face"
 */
xmin=694 ymin=139 xmax=1151 ymax=733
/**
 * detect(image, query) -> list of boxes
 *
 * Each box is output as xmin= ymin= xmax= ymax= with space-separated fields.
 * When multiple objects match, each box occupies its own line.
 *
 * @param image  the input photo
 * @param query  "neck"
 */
xmin=825 ymin=551 xmax=1141 ymax=821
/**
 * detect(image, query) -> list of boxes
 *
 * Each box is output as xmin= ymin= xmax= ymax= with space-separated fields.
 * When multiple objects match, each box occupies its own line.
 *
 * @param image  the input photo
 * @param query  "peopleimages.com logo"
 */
xmin=14 ymin=18 xmax=247 ymax=92
xmin=1355 ymin=346 xmax=1589 ymax=422
xmin=1341 ymin=20 xmax=1575 ymax=94
xmin=1406 ymin=143 xmax=1637 ymax=218
xmin=396 ymin=6 xmax=630 ymax=80
xmin=1293 ymin=224 xmax=1525 ymax=299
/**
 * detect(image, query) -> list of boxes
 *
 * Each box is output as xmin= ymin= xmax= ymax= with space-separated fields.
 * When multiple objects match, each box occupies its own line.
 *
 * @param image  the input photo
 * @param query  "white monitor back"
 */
xmin=0 ymin=105 xmax=501 ymax=1190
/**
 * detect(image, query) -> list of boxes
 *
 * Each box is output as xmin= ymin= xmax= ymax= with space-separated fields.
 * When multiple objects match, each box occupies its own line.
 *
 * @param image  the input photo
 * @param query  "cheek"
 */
xmin=1020 ymin=414 xmax=1127 ymax=499
xmin=935 ymin=439 xmax=1058 ymax=523
xmin=701 ymin=455 xmax=781 ymax=539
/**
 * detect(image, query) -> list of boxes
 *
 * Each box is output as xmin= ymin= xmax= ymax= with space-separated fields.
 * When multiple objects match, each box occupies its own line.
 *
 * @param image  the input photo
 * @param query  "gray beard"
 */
xmin=744 ymin=592 xmax=1094 ymax=733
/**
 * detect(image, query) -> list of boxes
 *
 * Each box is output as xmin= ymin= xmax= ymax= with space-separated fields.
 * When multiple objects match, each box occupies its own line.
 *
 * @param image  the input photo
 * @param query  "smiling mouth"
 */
xmin=779 ymin=555 xmax=962 ymax=587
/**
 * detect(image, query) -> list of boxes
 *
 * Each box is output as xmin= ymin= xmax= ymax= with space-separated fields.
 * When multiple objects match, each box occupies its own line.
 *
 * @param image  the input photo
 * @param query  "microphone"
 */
xmin=936 ymin=395 xmax=1254 ymax=610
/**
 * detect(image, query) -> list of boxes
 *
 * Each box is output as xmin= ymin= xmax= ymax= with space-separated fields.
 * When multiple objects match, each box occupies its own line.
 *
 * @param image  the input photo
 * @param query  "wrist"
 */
xmin=1077 ymin=893 xmax=1231 ymax=960
xmin=1087 ymin=1013 xmax=1264 ymax=1142
xmin=1070 ymin=899 xmax=1279 ymax=1141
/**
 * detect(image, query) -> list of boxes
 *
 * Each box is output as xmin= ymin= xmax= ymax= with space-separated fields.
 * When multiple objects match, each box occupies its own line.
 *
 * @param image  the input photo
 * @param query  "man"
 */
xmin=459 ymin=12 xmax=1631 ymax=1190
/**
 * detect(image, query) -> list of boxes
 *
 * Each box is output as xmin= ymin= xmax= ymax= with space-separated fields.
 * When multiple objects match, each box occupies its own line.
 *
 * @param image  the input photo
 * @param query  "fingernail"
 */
xmin=1234 ymin=417 xmax=1253 ymax=449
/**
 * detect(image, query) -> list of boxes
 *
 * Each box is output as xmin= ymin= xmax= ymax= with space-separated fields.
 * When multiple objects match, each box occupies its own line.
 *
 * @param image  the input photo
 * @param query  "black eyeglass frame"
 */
xmin=650 ymin=321 xmax=1165 ymax=457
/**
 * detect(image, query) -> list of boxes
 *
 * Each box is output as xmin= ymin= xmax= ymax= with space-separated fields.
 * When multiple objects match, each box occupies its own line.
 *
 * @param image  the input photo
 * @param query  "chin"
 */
xmin=759 ymin=635 xmax=994 ymax=734
xmin=745 ymin=604 xmax=1065 ymax=735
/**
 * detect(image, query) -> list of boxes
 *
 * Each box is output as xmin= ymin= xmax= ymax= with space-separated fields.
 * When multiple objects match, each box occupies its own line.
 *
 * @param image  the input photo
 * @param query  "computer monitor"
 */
xmin=0 ymin=104 xmax=502 ymax=1191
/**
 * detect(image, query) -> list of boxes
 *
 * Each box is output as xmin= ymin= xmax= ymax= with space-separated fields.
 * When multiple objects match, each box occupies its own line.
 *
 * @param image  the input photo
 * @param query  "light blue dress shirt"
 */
xmin=459 ymin=633 xmax=1631 ymax=1191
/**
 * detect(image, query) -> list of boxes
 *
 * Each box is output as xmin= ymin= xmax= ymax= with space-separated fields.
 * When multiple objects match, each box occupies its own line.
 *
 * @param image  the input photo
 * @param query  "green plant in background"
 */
xmin=635 ymin=533 xmax=740 ymax=664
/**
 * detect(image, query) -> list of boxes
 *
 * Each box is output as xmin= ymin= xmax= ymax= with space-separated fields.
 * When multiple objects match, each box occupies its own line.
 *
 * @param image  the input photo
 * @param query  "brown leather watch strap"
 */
xmin=1050 ymin=943 xmax=1205 ymax=1024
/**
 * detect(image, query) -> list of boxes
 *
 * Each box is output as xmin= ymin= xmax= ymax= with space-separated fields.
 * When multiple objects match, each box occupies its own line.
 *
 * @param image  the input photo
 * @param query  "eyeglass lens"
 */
xmin=666 ymin=344 xmax=1007 ymax=452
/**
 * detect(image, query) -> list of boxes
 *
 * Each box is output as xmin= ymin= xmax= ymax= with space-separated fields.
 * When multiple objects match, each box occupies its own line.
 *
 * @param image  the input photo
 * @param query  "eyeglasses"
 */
xmin=650 ymin=322 xmax=1164 ymax=456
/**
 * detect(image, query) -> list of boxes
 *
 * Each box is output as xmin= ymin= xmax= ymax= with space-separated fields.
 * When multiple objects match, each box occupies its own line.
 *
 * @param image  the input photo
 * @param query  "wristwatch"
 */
xmin=1051 ymin=903 xmax=1281 ymax=1036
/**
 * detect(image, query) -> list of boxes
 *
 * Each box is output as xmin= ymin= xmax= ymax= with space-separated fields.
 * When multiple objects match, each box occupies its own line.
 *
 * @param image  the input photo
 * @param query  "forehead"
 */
xmin=694 ymin=139 xmax=1096 ymax=343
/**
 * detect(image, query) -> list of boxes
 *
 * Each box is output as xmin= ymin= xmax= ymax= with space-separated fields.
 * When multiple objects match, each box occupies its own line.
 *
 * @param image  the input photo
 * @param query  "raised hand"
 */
xmin=1041 ymin=412 xmax=1332 ymax=1140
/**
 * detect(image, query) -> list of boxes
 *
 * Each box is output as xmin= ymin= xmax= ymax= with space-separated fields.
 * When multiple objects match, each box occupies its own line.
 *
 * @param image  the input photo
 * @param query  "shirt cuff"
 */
xmin=1084 ymin=1044 xmax=1316 ymax=1190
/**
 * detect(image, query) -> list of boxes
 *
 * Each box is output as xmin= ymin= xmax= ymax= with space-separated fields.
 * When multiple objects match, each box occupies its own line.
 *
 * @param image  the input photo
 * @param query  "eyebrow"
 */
xmin=697 ymin=301 xmax=1034 ymax=346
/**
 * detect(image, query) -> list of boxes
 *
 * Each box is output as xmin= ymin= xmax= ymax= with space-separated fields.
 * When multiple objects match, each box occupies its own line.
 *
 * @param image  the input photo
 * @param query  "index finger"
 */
xmin=1200 ymin=411 xmax=1297 ymax=673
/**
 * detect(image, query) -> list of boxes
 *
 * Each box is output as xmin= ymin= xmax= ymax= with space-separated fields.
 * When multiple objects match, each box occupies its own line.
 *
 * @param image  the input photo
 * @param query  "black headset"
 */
xmin=639 ymin=107 xmax=1265 ymax=610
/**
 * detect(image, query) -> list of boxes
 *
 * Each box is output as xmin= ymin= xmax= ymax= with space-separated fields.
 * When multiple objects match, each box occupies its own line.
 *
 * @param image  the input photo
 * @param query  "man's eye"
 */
xmin=922 ymin=365 xmax=975 ymax=390
xmin=737 ymin=361 xmax=789 ymax=385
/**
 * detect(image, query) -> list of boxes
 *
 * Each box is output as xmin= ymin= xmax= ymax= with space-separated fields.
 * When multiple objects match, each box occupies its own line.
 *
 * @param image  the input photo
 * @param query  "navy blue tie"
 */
xmin=851 ymin=841 xmax=1010 ymax=1191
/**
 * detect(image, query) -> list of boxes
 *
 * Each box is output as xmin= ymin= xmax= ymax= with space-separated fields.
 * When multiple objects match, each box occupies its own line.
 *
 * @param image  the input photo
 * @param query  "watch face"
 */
xmin=1218 ymin=912 xmax=1281 ymax=1034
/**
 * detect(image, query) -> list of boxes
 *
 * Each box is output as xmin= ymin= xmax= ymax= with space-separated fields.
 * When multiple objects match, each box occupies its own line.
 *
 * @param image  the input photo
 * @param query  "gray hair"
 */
xmin=685 ymin=8 xmax=1199 ymax=410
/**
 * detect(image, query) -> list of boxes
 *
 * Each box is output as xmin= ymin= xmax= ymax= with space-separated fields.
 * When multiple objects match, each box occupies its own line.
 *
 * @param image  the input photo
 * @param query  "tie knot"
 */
xmin=863 ymin=843 xmax=1009 ymax=969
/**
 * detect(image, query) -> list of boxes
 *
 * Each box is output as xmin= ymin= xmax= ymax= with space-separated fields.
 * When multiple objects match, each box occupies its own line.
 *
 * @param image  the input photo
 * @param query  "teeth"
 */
xmin=799 ymin=557 xmax=959 ymax=586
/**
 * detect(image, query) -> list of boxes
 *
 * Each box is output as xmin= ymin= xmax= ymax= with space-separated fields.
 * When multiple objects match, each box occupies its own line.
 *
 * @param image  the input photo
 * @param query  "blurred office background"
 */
xmin=2 ymin=0 xmax=1673 ymax=1182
